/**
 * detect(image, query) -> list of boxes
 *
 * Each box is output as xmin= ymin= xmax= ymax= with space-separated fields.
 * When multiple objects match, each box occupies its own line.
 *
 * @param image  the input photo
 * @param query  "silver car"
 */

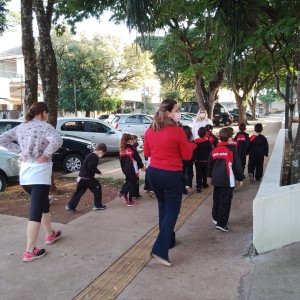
xmin=111 ymin=114 xmax=153 ymax=138
xmin=56 ymin=117 xmax=143 ymax=153
xmin=0 ymin=147 xmax=21 ymax=192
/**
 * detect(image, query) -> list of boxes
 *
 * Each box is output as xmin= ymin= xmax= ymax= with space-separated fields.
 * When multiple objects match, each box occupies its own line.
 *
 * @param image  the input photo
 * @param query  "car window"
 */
xmin=60 ymin=121 xmax=85 ymax=132
xmin=191 ymin=103 xmax=199 ymax=114
xmin=125 ymin=116 xmax=141 ymax=124
xmin=99 ymin=115 xmax=109 ymax=120
xmin=112 ymin=116 xmax=120 ymax=123
xmin=141 ymin=116 xmax=151 ymax=124
xmin=89 ymin=121 xmax=111 ymax=133
xmin=0 ymin=121 xmax=21 ymax=133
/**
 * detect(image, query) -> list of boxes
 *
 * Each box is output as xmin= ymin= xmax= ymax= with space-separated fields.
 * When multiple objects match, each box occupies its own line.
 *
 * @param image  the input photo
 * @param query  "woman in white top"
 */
xmin=191 ymin=108 xmax=213 ymax=139
xmin=0 ymin=102 xmax=63 ymax=262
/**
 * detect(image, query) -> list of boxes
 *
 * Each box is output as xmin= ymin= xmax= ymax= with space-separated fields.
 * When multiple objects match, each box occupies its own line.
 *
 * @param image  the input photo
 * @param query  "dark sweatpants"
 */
xmin=212 ymin=186 xmax=234 ymax=228
xmin=248 ymin=154 xmax=264 ymax=180
xmin=182 ymin=160 xmax=194 ymax=188
xmin=68 ymin=178 xmax=102 ymax=209
xmin=195 ymin=161 xmax=208 ymax=189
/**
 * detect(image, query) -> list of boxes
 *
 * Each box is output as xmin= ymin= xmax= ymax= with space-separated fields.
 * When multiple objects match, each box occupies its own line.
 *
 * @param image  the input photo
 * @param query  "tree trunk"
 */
xmin=195 ymin=74 xmax=205 ymax=109
xmin=291 ymin=69 xmax=300 ymax=184
xmin=33 ymin=0 xmax=59 ymax=128
xmin=21 ymin=0 xmax=38 ymax=108
xmin=194 ymin=71 xmax=223 ymax=120
xmin=233 ymin=91 xmax=247 ymax=124
xmin=33 ymin=0 xmax=58 ymax=193
xmin=249 ymin=96 xmax=257 ymax=120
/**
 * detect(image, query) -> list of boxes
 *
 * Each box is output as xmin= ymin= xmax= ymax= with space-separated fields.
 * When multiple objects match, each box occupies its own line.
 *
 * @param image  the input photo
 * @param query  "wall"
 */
xmin=253 ymin=127 xmax=300 ymax=253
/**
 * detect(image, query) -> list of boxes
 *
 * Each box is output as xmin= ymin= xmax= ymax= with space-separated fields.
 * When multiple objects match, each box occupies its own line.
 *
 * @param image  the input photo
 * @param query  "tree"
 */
xmin=56 ymin=34 xmax=148 ymax=116
xmin=120 ymin=0 xmax=226 ymax=118
xmin=21 ymin=0 xmax=38 ymax=107
xmin=0 ymin=0 xmax=8 ymax=34
xmin=258 ymin=88 xmax=280 ymax=116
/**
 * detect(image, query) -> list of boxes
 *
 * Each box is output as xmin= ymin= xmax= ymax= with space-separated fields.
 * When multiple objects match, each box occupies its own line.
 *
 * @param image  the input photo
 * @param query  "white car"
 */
xmin=56 ymin=117 xmax=143 ymax=153
xmin=0 ymin=147 xmax=21 ymax=192
xmin=111 ymin=114 xmax=153 ymax=138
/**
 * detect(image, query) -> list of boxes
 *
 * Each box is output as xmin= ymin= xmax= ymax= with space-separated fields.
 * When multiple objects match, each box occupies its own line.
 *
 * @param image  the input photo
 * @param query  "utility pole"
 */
xmin=73 ymin=78 xmax=77 ymax=116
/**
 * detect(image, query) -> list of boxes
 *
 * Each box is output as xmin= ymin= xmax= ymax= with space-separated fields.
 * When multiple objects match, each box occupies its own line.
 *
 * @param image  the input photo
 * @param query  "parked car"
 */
xmin=53 ymin=136 xmax=96 ymax=173
xmin=229 ymin=109 xmax=252 ymax=120
xmin=230 ymin=112 xmax=239 ymax=123
xmin=181 ymin=101 xmax=233 ymax=126
xmin=111 ymin=114 xmax=153 ymax=138
xmin=0 ymin=120 xmax=96 ymax=173
xmin=0 ymin=147 xmax=21 ymax=192
xmin=56 ymin=117 xmax=143 ymax=153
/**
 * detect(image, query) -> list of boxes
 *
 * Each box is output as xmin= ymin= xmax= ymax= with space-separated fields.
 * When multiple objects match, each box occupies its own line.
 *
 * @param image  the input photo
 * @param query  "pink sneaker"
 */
xmin=44 ymin=230 xmax=62 ymax=245
xmin=120 ymin=194 xmax=128 ymax=204
xmin=127 ymin=200 xmax=137 ymax=207
xmin=23 ymin=247 xmax=46 ymax=262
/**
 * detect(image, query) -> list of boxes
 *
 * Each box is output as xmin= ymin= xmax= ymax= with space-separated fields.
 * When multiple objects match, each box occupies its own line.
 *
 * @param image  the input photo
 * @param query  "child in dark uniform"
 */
xmin=66 ymin=143 xmax=107 ymax=212
xmin=234 ymin=123 xmax=250 ymax=173
xmin=207 ymin=128 xmax=244 ymax=232
xmin=194 ymin=127 xmax=213 ymax=192
xmin=182 ymin=126 xmax=195 ymax=193
xmin=119 ymin=133 xmax=145 ymax=206
xmin=248 ymin=123 xmax=269 ymax=182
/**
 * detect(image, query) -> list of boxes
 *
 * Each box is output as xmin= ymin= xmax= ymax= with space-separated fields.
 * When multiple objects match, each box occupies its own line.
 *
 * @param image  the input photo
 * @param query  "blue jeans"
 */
xmin=148 ymin=166 xmax=183 ymax=261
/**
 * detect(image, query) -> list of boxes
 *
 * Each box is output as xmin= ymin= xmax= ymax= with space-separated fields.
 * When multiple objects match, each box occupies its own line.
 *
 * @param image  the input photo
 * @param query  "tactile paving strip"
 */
xmin=74 ymin=187 xmax=212 ymax=300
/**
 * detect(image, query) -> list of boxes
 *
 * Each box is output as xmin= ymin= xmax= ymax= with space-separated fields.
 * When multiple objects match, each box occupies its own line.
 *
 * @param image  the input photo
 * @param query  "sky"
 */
xmin=0 ymin=0 xmax=137 ymax=53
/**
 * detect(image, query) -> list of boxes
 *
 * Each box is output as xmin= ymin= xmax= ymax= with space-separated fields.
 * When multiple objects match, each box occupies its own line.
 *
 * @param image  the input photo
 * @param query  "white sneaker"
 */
xmin=185 ymin=186 xmax=192 ymax=192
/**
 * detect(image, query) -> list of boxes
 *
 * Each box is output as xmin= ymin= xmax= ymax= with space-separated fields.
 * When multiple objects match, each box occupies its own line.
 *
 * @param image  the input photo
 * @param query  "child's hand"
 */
xmin=141 ymin=166 xmax=146 ymax=172
xmin=239 ymin=181 xmax=243 ymax=187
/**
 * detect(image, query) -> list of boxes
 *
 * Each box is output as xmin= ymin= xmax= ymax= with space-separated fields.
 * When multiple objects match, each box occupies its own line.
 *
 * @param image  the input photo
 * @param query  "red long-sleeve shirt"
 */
xmin=144 ymin=125 xmax=196 ymax=171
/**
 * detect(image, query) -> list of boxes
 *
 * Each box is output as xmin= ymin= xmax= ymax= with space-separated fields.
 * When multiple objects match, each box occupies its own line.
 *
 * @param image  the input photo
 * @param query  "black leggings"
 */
xmin=22 ymin=185 xmax=50 ymax=222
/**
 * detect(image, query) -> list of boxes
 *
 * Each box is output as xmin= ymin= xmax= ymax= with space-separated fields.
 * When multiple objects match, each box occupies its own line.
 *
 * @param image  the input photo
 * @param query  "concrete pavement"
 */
xmin=1 ymin=117 xmax=300 ymax=300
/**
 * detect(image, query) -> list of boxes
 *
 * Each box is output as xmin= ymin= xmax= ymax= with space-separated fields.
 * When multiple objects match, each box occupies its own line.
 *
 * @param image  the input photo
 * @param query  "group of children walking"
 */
xmin=65 ymin=121 xmax=269 ymax=233
xmin=180 ymin=122 xmax=269 ymax=232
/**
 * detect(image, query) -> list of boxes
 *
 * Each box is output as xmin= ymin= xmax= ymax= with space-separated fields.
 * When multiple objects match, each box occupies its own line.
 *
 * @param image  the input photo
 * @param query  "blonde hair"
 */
xmin=150 ymin=99 xmax=177 ymax=131
xmin=195 ymin=108 xmax=208 ymax=122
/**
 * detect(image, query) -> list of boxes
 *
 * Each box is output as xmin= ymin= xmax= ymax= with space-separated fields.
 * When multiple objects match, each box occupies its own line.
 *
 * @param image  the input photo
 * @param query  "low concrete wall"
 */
xmin=253 ymin=128 xmax=300 ymax=253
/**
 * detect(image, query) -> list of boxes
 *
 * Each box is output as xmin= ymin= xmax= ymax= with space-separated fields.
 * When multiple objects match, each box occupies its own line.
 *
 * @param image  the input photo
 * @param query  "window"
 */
xmin=0 ymin=121 xmax=21 ymax=133
xmin=125 ymin=116 xmax=140 ymax=124
xmin=61 ymin=121 xmax=85 ymax=132
xmin=89 ymin=122 xmax=110 ymax=133
xmin=141 ymin=116 xmax=151 ymax=124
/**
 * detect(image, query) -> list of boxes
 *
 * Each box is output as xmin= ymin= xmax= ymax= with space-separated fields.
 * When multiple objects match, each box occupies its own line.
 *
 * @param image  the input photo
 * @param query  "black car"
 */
xmin=229 ymin=109 xmax=252 ymax=122
xmin=53 ymin=136 xmax=95 ymax=173
xmin=0 ymin=120 xmax=95 ymax=173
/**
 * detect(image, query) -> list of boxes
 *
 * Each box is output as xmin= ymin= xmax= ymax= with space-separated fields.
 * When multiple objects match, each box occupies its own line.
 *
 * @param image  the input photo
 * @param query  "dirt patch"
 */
xmin=0 ymin=177 xmax=121 ymax=224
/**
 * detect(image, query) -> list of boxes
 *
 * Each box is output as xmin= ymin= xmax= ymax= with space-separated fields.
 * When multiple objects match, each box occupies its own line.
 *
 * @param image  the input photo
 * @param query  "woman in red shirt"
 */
xmin=144 ymin=99 xmax=196 ymax=266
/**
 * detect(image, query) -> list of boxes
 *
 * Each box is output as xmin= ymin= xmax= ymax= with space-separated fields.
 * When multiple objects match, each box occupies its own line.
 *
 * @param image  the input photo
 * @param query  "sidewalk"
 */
xmin=1 ymin=119 xmax=300 ymax=300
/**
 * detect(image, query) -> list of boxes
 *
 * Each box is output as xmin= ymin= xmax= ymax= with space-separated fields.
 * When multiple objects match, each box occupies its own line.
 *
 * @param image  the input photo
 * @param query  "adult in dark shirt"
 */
xmin=66 ymin=143 xmax=107 ymax=212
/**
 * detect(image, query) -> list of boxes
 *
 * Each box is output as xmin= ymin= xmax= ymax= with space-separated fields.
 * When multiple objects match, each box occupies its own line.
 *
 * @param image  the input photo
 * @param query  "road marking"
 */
xmin=74 ymin=187 xmax=212 ymax=300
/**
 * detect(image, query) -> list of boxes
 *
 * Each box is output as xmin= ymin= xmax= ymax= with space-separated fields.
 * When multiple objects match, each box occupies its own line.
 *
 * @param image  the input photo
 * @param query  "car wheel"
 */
xmin=63 ymin=154 xmax=83 ymax=173
xmin=224 ymin=119 xmax=233 ymax=126
xmin=0 ymin=172 xmax=7 ymax=192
